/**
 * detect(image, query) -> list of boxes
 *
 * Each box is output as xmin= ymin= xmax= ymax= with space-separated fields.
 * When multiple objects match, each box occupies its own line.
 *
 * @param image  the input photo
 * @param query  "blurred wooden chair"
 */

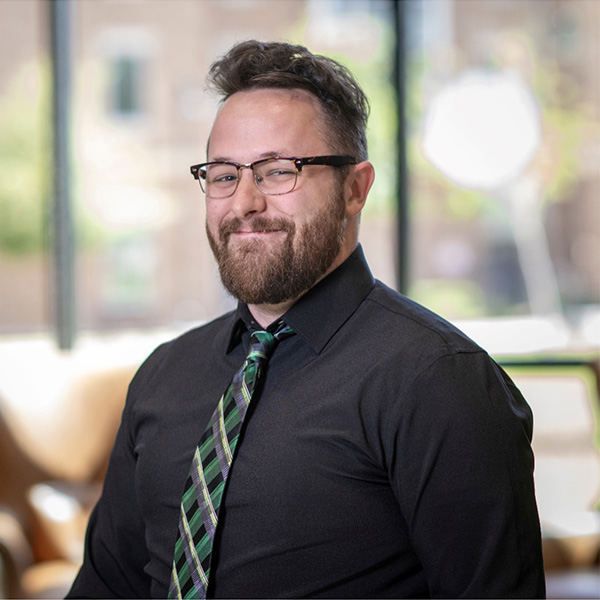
xmin=0 ymin=363 xmax=137 ymax=598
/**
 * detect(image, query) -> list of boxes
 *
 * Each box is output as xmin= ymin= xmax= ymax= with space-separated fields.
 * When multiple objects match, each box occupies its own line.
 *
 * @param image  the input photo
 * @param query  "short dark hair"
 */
xmin=206 ymin=40 xmax=370 ymax=161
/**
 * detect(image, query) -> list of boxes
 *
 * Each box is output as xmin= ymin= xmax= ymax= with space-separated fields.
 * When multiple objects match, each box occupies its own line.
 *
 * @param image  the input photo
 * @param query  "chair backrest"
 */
xmin=504 ymin=361 xmax=600 ymax=520
xmin=0 ymin=364 xmax=137 ymax=483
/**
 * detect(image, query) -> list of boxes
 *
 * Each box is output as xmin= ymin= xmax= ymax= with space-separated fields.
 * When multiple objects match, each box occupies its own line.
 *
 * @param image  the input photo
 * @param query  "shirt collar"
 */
xmin=225 ymin=245 xmax=375 ymax=355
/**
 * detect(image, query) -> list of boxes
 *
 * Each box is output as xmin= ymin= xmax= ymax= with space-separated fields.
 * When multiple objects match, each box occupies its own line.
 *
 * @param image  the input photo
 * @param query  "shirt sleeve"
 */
xmin=66 ymin=357 xmax=158 ymax=599
xmin=390 ymin=350 xmax=546 ymax=599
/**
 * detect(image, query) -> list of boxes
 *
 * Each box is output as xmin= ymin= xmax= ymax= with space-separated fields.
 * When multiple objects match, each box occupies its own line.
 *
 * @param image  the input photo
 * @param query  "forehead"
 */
xmin=219 ymin=87 xmax=322 ymax=117
xmin=208 ymin=88 xmax=330 ymax=159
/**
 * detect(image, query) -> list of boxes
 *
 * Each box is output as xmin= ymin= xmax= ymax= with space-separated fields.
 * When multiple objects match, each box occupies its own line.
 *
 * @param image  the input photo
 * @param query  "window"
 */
xmin=404 ymin=0 xmax=599 ymax=353
xmin=109 ymin=55 xmax=144 ymax=117
xmin=0 ymin=0 xmax=597 ymax=356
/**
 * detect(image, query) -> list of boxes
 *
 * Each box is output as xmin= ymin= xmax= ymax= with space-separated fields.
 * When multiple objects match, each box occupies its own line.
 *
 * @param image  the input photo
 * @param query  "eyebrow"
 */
xmin=208 ymin=151 xmax=287 ymax=163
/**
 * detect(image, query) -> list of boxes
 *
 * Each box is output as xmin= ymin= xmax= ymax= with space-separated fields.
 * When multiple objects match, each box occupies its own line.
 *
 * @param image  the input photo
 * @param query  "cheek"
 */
xmin=273 ymin=188 xmax=325 ymax=223
xmin=205 ymin=200 xmax=228 ymax=228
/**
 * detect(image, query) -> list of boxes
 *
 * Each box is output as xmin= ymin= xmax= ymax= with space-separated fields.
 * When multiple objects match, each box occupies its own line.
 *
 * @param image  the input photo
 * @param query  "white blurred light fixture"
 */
xmin=423 ymin=70 xmax=541 ymax=190
xmin=422 ymin=70 xmax=567 ymax=323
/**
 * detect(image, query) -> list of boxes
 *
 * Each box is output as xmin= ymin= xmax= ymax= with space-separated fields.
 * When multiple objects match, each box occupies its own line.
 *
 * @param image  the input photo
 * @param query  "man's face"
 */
xmin=205 ymin=88 xmax=350 ymax=306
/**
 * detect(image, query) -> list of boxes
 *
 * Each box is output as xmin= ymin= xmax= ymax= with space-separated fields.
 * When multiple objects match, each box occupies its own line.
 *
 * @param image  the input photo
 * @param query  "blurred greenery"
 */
xmin=0 ymin=63 xmax=49 ymax=255
xmin=294 ymin=13 xmax=398 ymax=218
xmin=0 ymin=62 xmax=108 ymax=257
xmin=410 ymin=279 xmax=487 ymax=319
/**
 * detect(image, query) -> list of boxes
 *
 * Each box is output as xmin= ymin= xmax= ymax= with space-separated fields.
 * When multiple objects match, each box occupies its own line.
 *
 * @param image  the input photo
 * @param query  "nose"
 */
xmin=229 ymin=167 xmax=267 ymax=219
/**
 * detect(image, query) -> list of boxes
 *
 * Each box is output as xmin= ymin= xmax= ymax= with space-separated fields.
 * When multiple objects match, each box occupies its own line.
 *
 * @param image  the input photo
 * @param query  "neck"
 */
xmin=247 ymin=299 xmax=296 ymax=329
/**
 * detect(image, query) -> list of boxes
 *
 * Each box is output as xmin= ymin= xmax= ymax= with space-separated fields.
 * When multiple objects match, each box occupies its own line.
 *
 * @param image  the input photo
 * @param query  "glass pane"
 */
xmin=0 ymin=0 xmax=49 ymax=337
xmin=405 ymin=0 xmax=599 ymax=352
xmin=111 ymin=56 xmax=143 ymax=116
xmin=69 ymin=0 xmax=396 ymax=334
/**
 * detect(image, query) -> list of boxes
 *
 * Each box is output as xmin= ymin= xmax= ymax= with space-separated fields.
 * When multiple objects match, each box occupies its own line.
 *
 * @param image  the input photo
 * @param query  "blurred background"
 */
xmin=0 ymin=1 xmax=598 ymax=598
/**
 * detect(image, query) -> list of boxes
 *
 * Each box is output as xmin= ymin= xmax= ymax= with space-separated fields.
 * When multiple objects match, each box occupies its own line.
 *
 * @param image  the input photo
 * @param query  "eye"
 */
xmin=212 ymin=173 xmax=238 ymax=184
xmin=256 ymin=159 xmax=297 ymax=181
xmin=206 ymin=164 xmax=238 ymax=185
xmin=265 ymin=167 xmax=296 ymax=179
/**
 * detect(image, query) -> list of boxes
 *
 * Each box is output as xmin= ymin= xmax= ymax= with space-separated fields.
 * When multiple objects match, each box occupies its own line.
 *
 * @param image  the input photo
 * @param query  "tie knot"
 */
xmin=247 ymin=321 xmax=294 ymax=363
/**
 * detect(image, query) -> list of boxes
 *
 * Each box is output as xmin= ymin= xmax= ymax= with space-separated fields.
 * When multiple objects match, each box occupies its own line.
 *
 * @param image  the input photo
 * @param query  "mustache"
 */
xmin=219 ymin=216 xmax=295 ymax=240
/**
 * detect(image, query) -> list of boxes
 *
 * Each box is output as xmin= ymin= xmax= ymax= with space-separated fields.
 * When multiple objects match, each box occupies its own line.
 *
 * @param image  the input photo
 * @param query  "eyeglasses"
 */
xmin=190 ymin=155 xmax=357 ymax=199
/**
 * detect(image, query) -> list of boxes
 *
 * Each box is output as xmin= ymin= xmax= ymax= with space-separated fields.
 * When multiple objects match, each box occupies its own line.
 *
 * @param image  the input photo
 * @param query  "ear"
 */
xmin=344 ymin=161 xmax=375 ymax=218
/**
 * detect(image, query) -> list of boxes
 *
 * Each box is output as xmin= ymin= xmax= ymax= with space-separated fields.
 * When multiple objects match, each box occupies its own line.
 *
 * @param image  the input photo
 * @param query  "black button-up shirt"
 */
xmin=68 ymin=246 xmax=545 ymax=598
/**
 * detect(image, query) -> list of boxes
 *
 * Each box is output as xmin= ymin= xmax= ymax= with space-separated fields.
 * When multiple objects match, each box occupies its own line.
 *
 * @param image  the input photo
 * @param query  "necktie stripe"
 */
xmin=212 ymin=420 xmax=233 ymax=475
xmin=231 ymin=370 xmax=252 ymax=412
xmin=190 ymin=456 xmax=218 ymax=535
xmin=217 ymin=409 xmax=238 ymax=460
xmin=216 ymin=403 xmax=234 ymax=465
xmin=169 ymin=322 xmax=294 ymax=599
xmin=191 ymin=455 xmax=220 ymax=493
xmin=170 ymin=563 xmax=182 ymax=599
xmin=238 ymin=380 xmax=252 ymax=407
xmin=179 ymin=509 xmax=209 ymax=590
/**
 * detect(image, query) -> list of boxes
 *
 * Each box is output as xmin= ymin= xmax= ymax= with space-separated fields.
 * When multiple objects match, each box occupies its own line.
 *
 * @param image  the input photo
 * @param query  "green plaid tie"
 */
xmin=168 ymin=321 xmax=294 ymax=599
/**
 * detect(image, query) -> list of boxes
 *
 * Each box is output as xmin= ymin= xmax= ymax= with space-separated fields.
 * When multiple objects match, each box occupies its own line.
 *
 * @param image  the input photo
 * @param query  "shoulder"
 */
xmin=360 ymin=279 xmax=484 ymax=357
xmin=128 ymin=310 xmax=236 ymax=394
xmin=325 ymin=280 xmax=501 ymax=406
xmin=162 ymin=310 xmax=236 ymax=354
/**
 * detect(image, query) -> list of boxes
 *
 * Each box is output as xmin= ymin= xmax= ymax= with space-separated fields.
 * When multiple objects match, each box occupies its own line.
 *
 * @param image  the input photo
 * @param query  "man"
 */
xmin=68 ymin=40 xmax=545 ymax=598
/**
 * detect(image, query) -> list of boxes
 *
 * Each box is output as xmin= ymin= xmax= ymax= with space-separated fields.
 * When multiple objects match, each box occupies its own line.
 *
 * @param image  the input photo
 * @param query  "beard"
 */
xmin=206 ymin=187 xmax=347 ymax=305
